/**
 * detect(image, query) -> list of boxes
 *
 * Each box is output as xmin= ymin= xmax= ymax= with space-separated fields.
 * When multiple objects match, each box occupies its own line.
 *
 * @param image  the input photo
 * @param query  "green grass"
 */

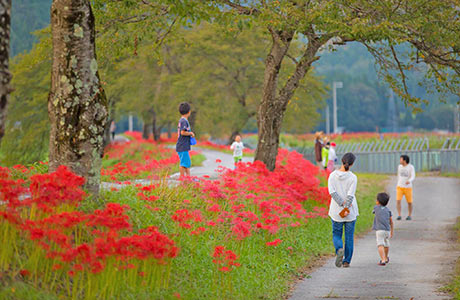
xmin=102 ymin=173 xmax=387 ymax=299
xmin=0 ymin=281 xmax=58 ymax=300
xmin=0 ymin=171 xmax=388 ymax=299
xmin=440 ymin=217 xmax=460 ymax=299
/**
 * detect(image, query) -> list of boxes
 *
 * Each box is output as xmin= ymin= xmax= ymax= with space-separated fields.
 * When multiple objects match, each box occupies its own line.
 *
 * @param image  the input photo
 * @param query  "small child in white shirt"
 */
xmin=230 ymin=135 xmax=244 ymax=166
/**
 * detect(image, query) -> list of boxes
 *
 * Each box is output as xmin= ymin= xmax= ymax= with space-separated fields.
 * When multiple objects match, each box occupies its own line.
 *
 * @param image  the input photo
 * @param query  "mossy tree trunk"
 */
xmin=49 ymin=0 xmax=107 ymax=195
xmin=0 ymin=0 xmax=12 ymax=143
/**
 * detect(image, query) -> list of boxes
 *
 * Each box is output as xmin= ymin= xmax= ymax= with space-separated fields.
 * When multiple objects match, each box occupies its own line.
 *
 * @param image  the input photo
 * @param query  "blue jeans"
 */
xmin=331 ymin=219 xmax=356 ymax=264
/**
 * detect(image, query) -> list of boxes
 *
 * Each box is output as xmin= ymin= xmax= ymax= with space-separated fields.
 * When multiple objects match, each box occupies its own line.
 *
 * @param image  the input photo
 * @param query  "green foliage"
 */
xmin=0 ymin=29 xmax=51 ymax=166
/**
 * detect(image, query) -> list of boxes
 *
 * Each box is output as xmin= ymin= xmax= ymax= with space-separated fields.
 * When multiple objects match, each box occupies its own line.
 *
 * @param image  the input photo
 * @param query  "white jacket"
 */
xmin=328 ymin=170 xmax=359 ymax=222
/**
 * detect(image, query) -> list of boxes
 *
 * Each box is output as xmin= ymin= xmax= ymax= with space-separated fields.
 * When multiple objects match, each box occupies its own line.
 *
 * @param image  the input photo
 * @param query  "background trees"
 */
xmin=208 ymin=0 xmax=460 ymax=170
xmin=1 ymin=0 xmax=459 ymax=180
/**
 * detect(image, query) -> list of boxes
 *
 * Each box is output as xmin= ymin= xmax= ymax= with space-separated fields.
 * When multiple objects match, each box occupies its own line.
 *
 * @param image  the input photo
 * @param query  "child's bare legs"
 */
xmin=384 ymin=246 xmax=389 ymax=260
xmin=378 ymin=245 xmax=387 ymax=262
xmin=179 ymin=166 xmax=188 ymax=178
xmin=396 ymin=200 xmax=402 ymax=217
xmin=407 ymin=202 xmax=413 ymax=217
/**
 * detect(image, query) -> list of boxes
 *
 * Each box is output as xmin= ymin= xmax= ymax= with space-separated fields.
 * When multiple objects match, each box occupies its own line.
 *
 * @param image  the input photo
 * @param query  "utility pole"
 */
xmin=325 ymin=104 xmax=330 ymax=134
xmin=332 ymin=81 xmax=343 ymax=134
xmin=455 ymin=103 xmax=460 ymax=133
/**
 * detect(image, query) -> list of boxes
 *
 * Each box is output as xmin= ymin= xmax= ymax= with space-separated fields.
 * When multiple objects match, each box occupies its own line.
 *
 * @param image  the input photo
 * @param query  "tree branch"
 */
xmin=389 ymin=44 xmax=409 ymax=94
xmin=221 ymin=0 xmax=260 ymax=15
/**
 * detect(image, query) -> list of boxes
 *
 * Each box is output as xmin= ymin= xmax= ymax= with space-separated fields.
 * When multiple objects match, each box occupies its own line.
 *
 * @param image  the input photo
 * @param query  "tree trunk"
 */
xmin=255 ymin=29 xmax=325 ymax=171
xmin=48 ymin=0 xmax=108 ymax=195
xmin=254 ymin=29 xmax=294 ymax=171
xmin=0 ymin=0 xmax=12 ymax=144
xmin=103 ymin=96 xmax=116 ymax=150
xmin=142 ymin=122 xmax=152 ymax=140
xmin=167 ymin=122 xmax=172 ymax=138
xmin=151 ymin=109 xmax=161 ymax=141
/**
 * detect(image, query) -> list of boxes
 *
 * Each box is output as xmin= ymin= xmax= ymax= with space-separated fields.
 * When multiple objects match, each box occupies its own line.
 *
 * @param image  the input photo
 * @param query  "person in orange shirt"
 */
xmin=396 ymin=155 xmax=416 ymax=220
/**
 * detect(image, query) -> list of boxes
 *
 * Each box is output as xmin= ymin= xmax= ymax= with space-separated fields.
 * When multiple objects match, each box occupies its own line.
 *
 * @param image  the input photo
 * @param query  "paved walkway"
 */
xmin=290 ymin=176 xmax=460 ymax=300
xmin=170 ymin=148 xmax=253 ymax=179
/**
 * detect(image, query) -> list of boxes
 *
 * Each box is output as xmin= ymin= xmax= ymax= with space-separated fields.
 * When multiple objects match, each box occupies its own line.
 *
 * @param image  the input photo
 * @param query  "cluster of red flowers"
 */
xmin=0 ymin=166 xmax=178 ymax=279
xmin=101 ymin=137 xmax=199 ymax=181
xmin=212 ymin=245 xmax=240 ymax=273
xmin=194 ymin=149 xmax=329 ymax=241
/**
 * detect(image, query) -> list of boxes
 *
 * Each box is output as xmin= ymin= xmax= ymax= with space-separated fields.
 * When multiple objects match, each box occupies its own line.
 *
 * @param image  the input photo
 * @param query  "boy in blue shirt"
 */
xmin=373 ymin=192 xmax=394 ymax=266
xmin=176 ymin=102 xmax=195 ymax=178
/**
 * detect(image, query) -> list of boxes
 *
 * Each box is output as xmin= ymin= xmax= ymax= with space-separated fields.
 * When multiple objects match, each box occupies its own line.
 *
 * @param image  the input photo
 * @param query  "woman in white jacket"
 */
xmin=328 ymin=152 xmax=358 ymax=268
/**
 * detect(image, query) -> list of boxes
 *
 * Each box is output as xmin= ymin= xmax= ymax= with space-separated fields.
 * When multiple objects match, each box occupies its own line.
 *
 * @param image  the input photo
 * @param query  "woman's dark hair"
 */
xmin=342 ymin=152 xmax=356 ymax=171
xmin=179 ymin=102 xmax=191 ymax=115
xmin=400 ymin=155 xmax=410 ymax=164
xmin=377 ymin=192 xmax=390 ymax=206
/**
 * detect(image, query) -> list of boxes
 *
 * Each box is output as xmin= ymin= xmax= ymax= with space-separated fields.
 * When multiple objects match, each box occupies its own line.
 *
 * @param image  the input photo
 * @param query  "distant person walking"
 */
xmin=314 ymin=131 xmax=324 ymax=167
xmin=328 ymin=152 xmax=358 ymax=268
xmin=327 ymin=142 xmax=337 ymax=172
xmin=230 ymin=135 xmax=244 ymax=167
xmin=396 ymin=155 xmax=415 ymax=220
xmin=110 ymin=121 xmax=116 ymax=141
xmin=176 ymin=102 xmax=195 ymax=178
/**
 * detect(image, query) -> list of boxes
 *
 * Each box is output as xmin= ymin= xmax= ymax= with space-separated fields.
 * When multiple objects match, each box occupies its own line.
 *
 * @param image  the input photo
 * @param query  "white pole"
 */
xmin=326 ymin=104 xmax=330 ymax=134
xmin=333 ymin=83 xmax=337 ymax=134
xmin=332 ymin=81 xmax=342 ymax=134
xmin=128 ymin=114 xmax=133 ymax=132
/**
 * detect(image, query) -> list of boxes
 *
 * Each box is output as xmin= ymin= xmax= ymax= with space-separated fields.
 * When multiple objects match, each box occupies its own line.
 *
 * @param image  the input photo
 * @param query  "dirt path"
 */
xmin=289 ymin=176 xmax=460 ymax=300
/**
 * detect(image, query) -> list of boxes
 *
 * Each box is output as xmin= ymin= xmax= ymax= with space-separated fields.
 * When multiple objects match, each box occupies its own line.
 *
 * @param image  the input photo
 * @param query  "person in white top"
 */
xmin=396 ymin=155 xmax=416 ymax=220
xmin=327 ymin=142 xmax=337 ymax=172
xmin=328 ymin=152 xmax=358 ymax=268
xmin=230 ymin=135 xmax=244 ymax=167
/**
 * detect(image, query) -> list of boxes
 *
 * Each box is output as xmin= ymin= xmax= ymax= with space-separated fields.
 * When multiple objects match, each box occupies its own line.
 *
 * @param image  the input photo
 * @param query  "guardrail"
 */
xmin=294 ymin=137 xmax=460 ymax=174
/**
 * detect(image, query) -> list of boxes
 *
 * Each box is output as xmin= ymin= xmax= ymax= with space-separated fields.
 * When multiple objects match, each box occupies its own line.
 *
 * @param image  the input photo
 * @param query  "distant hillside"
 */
xmin=11 ymin=0 xmax=52 ymax=56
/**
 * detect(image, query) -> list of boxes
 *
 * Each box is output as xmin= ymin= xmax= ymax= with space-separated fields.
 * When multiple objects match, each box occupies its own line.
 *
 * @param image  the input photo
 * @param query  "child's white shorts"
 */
xmin=376 ymin=230 xmax=390 ymax=247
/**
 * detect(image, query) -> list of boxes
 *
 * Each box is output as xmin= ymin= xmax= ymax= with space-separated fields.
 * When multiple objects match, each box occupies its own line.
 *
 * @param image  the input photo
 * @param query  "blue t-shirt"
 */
xmin=176 ymin=117 xmax=191 ymax=152
xmin=372 ymin=205 xmax=392 ymax=231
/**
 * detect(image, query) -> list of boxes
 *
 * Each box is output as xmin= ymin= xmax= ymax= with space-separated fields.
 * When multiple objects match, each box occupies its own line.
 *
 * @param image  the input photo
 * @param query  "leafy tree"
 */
xmin=207 ymin=0 xmax=460 ymax=170
xmin=0 ymin=29 xmax=50 ymax=165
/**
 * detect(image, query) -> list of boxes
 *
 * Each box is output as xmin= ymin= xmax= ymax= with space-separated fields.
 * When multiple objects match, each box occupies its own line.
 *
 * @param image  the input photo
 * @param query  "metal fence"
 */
xmin=295 ymin=137 xmax=460 ymax=174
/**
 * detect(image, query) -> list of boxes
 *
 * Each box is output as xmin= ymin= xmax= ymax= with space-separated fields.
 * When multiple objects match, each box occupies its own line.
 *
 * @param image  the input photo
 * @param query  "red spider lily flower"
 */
xmin=174 ymin=293 xmax=181 ymax=299
xmin=19 ymin=269 xmax=30 ymax=277
xmin=266 ymin=239 xmax=282 ymax=247
xmin=212 ymin=246 xmax=240 ymax=272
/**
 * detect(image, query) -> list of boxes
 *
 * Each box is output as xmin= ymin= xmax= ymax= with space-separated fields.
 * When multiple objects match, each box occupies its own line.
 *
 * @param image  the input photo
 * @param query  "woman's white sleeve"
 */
xmin=347 ymin=176 xmax=357 ymax=197
xmin=328 ymin=176 xmax=344 ymax=206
